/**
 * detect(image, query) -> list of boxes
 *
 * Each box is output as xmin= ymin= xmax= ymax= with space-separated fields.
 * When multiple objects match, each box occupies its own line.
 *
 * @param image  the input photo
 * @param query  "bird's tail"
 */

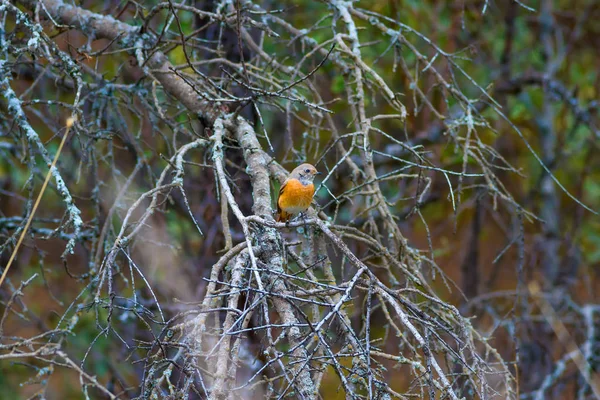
xmin=276 ymin=210 xmax=291 ymax=222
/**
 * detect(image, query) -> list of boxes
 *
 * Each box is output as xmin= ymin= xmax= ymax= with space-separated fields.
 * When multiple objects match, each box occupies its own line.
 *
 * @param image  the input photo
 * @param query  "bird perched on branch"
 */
xmin=276 ymin=163 xmax=321 ymax=222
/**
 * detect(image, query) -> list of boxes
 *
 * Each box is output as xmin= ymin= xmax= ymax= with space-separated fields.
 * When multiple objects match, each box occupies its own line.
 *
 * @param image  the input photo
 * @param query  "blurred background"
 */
xmin=0 ymin=0 xmax=599 ymax=398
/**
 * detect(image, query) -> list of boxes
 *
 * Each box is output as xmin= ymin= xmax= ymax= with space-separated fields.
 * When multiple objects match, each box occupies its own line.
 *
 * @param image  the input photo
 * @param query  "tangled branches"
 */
xmin=1 ymin=0 xmax=599 ymax=399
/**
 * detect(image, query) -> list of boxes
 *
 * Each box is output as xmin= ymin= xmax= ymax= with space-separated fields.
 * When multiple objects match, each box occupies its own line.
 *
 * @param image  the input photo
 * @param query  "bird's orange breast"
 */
xmin=278 ymin=179 xmax=315 ymax=213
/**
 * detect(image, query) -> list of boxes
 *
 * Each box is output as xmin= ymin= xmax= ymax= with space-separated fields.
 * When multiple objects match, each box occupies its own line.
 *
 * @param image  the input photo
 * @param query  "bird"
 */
xmin=276 ymin=163 xmax=321 ymax=222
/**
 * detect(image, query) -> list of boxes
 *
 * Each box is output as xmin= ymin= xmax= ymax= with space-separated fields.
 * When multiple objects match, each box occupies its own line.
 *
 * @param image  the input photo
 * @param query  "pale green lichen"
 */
xmin=1 ymin=73 xmax=84 ymax=256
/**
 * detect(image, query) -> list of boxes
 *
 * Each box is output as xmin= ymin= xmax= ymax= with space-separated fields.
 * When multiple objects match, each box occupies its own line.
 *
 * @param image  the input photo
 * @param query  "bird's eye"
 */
xmin=305 ymin=168 xmax=310 ymax=174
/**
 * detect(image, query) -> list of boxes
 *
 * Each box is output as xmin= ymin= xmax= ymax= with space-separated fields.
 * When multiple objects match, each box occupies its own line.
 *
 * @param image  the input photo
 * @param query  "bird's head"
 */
xmin=290 ymin=163 xmax=320 ymax=185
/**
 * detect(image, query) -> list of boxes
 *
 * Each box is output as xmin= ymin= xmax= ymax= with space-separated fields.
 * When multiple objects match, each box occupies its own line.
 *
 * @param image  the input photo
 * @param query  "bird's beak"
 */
xmin=316 ymin=172 xmax=322 ymax=175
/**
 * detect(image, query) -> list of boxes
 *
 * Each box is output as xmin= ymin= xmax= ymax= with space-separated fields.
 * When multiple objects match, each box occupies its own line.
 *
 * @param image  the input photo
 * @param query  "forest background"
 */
xmin=0 ymin=0 xmax=599 ymax=399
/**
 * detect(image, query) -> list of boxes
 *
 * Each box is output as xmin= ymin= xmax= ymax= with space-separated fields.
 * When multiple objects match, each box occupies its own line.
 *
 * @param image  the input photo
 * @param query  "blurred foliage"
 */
xmin=0 ymin=0 xmax=599 ymax=398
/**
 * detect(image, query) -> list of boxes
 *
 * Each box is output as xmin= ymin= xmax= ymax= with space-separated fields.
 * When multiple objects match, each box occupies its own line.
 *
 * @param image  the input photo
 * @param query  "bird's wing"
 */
xmin=277 ymin=179 xmax=289 ymax=215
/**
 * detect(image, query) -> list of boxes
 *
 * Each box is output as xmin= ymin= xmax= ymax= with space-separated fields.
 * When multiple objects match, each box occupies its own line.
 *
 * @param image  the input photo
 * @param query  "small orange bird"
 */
xmin=276 ymin=163 xmax=321 ymax=222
